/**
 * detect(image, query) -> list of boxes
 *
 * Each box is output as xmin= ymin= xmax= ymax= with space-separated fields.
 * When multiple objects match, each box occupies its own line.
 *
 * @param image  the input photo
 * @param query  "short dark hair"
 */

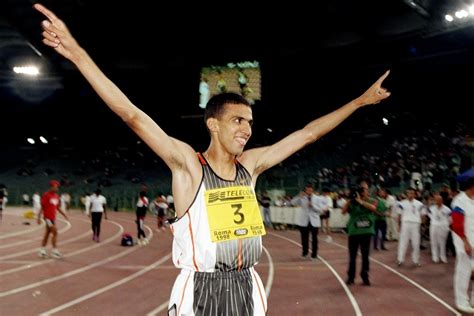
xmin=465 ymin=177 xmax=474 ymax=190
xmin=204 ymin=93 xmax=251 ymax=123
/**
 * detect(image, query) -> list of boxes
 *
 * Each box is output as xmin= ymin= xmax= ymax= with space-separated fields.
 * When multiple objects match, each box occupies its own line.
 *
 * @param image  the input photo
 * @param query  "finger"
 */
xmin=381 ymin=90 xmax=391 ymax=98
xmin=42 ymin=20 xmax=61 ymax=36
xmin=33 ymin=3 xmax=60 ymax=23
xmin=42 ymin=38 xmax=60 ymax=48
xmin=42 ymin=31 xmax=60 ymax=44
xmin=376 ymin=70 xmax=390 ymax=85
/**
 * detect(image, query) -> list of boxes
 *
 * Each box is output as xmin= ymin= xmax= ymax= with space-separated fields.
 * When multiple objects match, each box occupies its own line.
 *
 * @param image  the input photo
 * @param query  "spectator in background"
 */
xmin=373 ymin=188 xmax=388 ymax=250
xmin=428 ymin=192 xmax=451 ymax=263
xmin=32 ymin=192 xmax=41 ymax=216
xmin=152 ymin=193 xmax=168 ymax=232
xmin=440 ymin=183 xmax=456 ymax=257
xmin=22 ymin=193 xmax=30 ymax=206
xmin=320 ymin=188 xmax=333 ymax=242
xmin=258 ymin=191 xmax=273 ymax=228
xmin=342 ymin=181 xmax=378 ymax=286
xmin=397 ymin=188 xmax=427 ymax=267
xmin=0 ymin=185 xmax=7 ymax=221
xmin=136 ymin=190 xmax=149 ymax=244
xmin=450 ymin=177 xmax=474 ymax=313
xmin=60 ymin=193 xmax=68 ymax=213
xmin=37 ymin=180 xmax=68 ymax=259
xmin=89 ymin=189 xmax=107 ymax=242
xmin=292 ymin=184 xmax=321 ymax=261
xmin=82 ymin=192 xmax=91 ymax=215
xmin=166 ymin=193 xmax=174 ymax=214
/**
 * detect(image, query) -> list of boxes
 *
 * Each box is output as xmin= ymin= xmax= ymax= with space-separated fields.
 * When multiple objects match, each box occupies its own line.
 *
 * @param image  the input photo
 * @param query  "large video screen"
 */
xmin=199 ymin=61 xmax=261 ymax=108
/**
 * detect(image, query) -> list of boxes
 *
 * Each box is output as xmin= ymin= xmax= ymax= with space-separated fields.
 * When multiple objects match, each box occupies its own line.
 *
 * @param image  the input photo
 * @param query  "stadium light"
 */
xmin=455 ymin=10 xmax=468 ymax=19
xmin=39 ymin=136 xmax=48 ymax=144
xmin=469 ymin=5 xmax=474 ymax=15
xmin=13 ymin=66 xmax=40 ymax=76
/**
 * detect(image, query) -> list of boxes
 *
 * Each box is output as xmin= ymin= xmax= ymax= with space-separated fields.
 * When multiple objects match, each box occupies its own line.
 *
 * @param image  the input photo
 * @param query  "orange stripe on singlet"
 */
xmin=177 ymin=270 xmax=192 ymax=315
xmin=197 ymin=152 xmax=207 ymax=165
xmin=187 ymin=212 xmax=199 ymax=271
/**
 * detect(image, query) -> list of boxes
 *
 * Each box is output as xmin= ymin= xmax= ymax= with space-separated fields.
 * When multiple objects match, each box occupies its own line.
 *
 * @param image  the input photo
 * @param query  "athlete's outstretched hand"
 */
xmin=34 ymin=3 xmax=81 ymax=62
xmin=356 ymin=70 xmax=391 ymax=106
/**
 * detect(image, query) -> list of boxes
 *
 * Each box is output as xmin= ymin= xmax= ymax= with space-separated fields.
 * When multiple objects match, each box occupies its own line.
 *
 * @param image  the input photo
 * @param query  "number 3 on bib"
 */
xmin=205 ymin=186 xmax=266 ymax=242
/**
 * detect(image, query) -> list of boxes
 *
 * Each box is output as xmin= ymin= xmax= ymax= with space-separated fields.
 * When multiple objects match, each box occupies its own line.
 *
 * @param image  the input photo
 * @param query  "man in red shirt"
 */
xmin=37 ymin=180 xmax=68 ymax=258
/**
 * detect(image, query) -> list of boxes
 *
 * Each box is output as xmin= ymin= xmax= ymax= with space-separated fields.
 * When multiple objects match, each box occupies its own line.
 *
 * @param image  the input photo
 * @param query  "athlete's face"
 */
xmin=214 ymin=103 xmax=253 ymax=155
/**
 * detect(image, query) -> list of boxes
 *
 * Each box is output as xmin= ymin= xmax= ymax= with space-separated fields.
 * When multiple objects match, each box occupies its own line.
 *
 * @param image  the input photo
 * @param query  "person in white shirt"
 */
xmin=384 ymin=189 xmax=398 ymax=241
xmin=397 ymin=187 xmax=427 ymax=266
xmin=450 ymin=177 xmax=474 ymax=313
xmin=292 ymin=184 xmax=321 ymax=261
xmin=166 ymin=194 xmax=174 ymax=212
xmin=22 ymin=193 xmax=30 ymax=206
xmin=32 ymin=192 xmax=41 ymax=216
xmin=60 ymin=193 xmax=68 ymax=213
xmin=88 ymin=189 xmax=107 ymax=242
xmin=83 ymin=193 xmax=91 ymax=215
xmin=320 ymin=188 xmax=333 ymax=242
xmin=428 ymin=192 xmax=451 ymax=263
xmin=152 ymin=193 xmax=168 ymax=232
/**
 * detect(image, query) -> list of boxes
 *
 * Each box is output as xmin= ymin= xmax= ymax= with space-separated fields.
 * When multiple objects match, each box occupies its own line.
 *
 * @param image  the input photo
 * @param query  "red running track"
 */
xmin=0 ymin=207 xmax=465 ymax=315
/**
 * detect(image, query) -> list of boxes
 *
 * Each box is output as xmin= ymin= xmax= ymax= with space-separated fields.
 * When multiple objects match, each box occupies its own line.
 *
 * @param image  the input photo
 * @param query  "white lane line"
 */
xmin=0 ymin=259 xmax=38 ymax=264
xmin=0 ymin=225 xmax=152 ymax=298
xmin=41 ymin=250 xmax=169 ymax=315
xmin=328 ymin=239 xmax=461 ymax=316
xmin=0 ymin=217 xmax=92 ymax=260
xmin=0 ymin=218 xmax=71 ymax=240
xmin=0 ymin=220 xmax=123 ymax=277
xmin=262 ymin=246 xmax=274 ymax=297
xmin=145 ymin=244 xmax=275 ymax=316
xmin=268 ymin=232 xmax=362 ymax=316
xmin=146 ymin=301 xmax=170 ymax=316
xmin=0 ymin=231 xmax=91 ymax=261
xmin=0 ymin=220 xmax=73 ymax=250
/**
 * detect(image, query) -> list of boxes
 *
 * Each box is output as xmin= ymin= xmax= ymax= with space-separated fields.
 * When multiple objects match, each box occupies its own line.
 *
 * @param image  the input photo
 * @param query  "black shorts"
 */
xmin=158 ymin=208 xmax=165 ymax=217
xmin=45 ymin=218 xmax=55 ymax=227
xmin=320 ymin=211 xmax=330 ymax=219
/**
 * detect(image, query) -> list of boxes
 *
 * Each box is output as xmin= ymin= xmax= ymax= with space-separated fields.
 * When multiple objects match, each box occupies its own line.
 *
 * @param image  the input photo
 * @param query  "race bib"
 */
xmin=205 ymin=186 xmax=266 ymax=242
xmin=355 ymin=219 xmax=371 ymax=228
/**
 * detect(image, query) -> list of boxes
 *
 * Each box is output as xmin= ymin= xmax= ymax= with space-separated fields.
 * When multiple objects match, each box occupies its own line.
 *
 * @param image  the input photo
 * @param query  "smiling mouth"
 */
xmin=235 ymin=137 xmax=247 ymax=146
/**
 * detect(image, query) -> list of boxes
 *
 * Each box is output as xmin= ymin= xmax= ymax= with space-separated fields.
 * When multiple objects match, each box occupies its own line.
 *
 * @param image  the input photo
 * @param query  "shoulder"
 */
xmin=451 ymin=193 xmax=464 ymax=208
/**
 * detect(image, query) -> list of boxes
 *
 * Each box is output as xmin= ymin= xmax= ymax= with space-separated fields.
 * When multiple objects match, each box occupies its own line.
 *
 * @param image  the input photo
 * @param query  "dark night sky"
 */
xmin=1 ymin=0 xmax=473 ymax=152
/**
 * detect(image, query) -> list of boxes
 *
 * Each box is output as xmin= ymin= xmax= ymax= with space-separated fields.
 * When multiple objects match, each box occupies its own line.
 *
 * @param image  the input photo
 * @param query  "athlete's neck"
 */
xmin=203 ymin=149 xmax=236 ymax=180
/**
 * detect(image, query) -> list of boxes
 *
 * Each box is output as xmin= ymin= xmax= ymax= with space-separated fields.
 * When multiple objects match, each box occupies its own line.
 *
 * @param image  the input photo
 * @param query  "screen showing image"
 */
xmin=199 ymin=61 xmax=261 ymax=108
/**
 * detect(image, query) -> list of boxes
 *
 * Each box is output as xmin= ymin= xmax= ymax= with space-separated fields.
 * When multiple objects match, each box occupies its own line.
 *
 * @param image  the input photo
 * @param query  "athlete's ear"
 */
xmin=206 ymin=117 xmax=218 ymax=133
